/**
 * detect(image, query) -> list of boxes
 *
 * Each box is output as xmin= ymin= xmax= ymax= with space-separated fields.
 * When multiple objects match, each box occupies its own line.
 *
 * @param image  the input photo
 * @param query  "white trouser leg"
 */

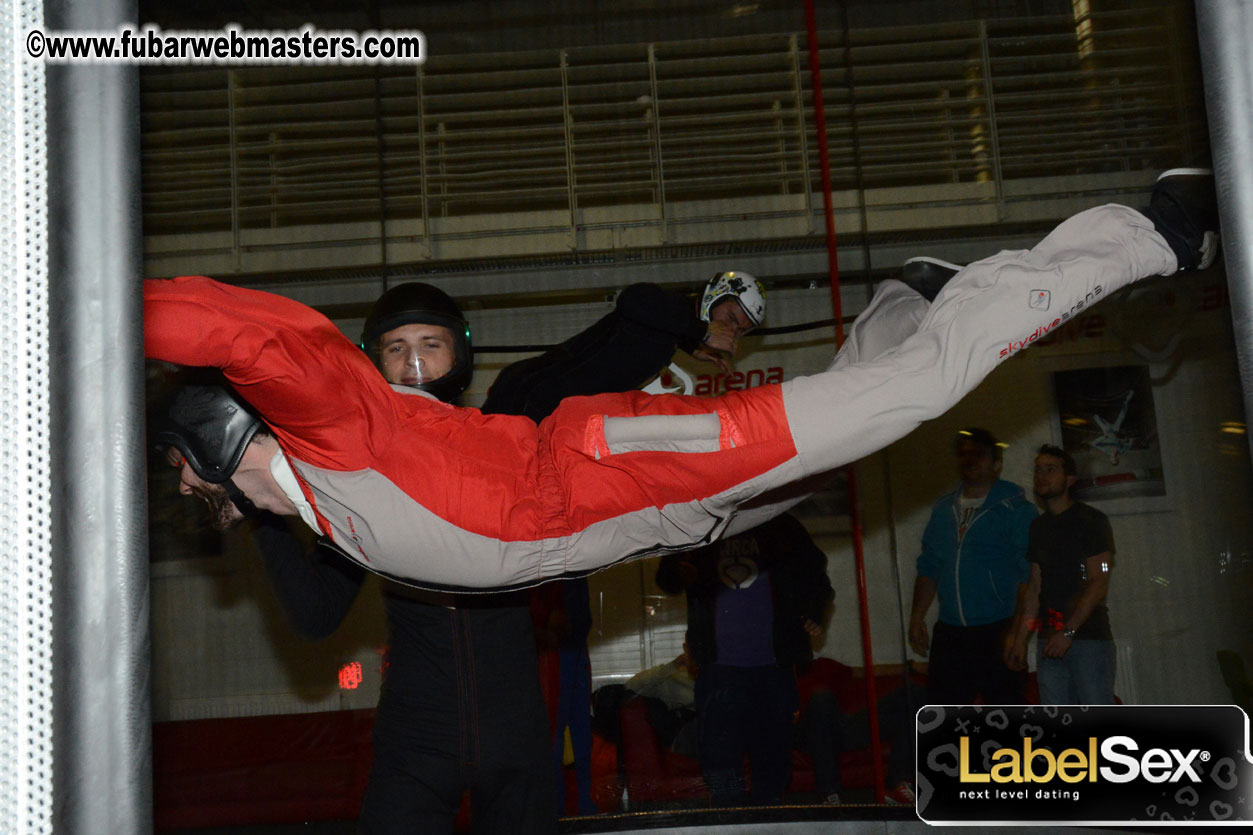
xmin=782 ymin=204 xmax=1177 ymax=476
xmin=828 ymin=279 xmax=930 ymax=371
xmin=717 ymin=281 xmax=929 ymax=537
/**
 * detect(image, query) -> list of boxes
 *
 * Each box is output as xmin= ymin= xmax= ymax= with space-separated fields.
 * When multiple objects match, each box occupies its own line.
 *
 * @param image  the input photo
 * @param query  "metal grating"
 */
xmin=0 ymin=0 xmax=53 ymax=832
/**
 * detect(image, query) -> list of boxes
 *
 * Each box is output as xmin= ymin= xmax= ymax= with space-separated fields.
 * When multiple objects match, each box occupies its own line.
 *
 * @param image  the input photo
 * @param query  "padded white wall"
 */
xmin=0 ymin=0 xmax=53 ymax=832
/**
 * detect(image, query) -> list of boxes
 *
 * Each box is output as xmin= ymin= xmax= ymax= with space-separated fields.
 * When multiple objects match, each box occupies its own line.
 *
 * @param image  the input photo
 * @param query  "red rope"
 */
xmin=803 ymin=0 xmax=886 ymax=803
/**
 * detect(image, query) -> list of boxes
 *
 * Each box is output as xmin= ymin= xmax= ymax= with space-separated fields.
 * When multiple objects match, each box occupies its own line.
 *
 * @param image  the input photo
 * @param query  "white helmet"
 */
xmin=700 ymin=271 xmax=766 ymax=329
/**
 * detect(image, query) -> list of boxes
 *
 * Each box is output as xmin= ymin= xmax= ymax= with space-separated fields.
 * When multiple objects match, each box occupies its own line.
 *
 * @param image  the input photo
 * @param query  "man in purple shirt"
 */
xmin=656 ymin=513 xmax=833 ymax=806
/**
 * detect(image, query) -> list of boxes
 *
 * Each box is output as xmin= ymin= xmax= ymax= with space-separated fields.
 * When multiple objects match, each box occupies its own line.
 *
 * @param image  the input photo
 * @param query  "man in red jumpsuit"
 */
xmin=148 ymin=170 xmax=1216 ymax=591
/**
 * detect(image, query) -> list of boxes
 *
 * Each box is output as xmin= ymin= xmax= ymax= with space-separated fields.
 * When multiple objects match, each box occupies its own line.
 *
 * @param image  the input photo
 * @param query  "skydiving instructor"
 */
xmin=191 ymin=272 xmax=768 ymax=832
xmin=247 ymin=281 xmax=556 ymax=835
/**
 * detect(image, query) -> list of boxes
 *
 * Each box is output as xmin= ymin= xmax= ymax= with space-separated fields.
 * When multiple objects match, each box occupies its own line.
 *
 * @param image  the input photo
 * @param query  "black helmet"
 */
xmin=153 ymin=384 xmax=264 ymax=484
xmin=360 ymin=282 xmax=473 ymax=403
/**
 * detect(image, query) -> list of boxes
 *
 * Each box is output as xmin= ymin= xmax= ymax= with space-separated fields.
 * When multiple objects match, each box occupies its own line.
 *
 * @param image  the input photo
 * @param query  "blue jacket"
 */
xmin=916 ymin=479 xmax=1036 ymax=627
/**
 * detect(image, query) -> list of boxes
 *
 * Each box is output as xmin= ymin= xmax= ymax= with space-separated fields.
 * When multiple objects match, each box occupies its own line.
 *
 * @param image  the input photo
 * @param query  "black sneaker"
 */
xmin=1141 ymin=168 xmax=1220 ymax=270
xmin=901 ymin=256 xmax=963 ymax=303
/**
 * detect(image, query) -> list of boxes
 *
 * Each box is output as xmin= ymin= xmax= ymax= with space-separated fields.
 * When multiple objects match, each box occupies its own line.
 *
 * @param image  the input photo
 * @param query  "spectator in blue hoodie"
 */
xmin=907 ymin=428 xmax=1036 ymax=705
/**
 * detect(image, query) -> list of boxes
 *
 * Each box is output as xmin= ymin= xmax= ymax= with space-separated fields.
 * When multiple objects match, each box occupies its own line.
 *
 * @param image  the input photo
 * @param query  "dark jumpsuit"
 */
xmin=253 ymin=283 xmax=708 ymax=832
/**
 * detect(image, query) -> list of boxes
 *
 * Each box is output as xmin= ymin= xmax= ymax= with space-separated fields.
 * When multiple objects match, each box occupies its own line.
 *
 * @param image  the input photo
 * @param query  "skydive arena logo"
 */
xmin=916 ymin=705 xmax=1253 ymax=825
xmin=1000 ymin=285 xmax=1103 ymax=358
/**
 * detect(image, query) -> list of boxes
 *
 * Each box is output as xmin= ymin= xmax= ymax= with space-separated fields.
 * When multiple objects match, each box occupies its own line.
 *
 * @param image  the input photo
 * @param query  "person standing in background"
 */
xmin=908 ymin=428 xmax=1036 ymax=705
xmin=1004 ymin=444 xmax=1117 ymax=705
xmin=481 ymin=273 xmax=769 ymax=814
xmin=656 ymin=513 xmax=833 ymax=806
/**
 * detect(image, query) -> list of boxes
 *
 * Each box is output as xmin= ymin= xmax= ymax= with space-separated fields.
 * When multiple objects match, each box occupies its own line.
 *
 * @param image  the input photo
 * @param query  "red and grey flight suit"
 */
xmin=144 ymin=204 xmax=1176 ymax=590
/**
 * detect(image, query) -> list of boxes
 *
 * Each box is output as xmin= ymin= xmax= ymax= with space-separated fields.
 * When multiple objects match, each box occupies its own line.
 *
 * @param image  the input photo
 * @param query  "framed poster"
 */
xmin=1051 ymin=364 xmax=1168 ymax=510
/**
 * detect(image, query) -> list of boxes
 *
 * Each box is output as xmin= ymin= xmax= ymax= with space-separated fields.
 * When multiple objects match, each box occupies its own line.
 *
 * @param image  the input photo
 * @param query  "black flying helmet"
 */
xmin=153 ymin=384 xmax=264 ymax=484
xmin=359 ymin=282 xmax=474 ymax=403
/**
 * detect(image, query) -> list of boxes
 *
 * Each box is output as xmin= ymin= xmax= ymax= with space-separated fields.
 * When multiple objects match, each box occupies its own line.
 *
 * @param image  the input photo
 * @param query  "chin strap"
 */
xmin=223 ymin=478 xmax=260 ymax=518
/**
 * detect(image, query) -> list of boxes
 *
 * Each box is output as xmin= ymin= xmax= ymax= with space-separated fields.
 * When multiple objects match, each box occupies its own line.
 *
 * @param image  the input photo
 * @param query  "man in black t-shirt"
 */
xmin=1005 ymin=445 xmax=1117 ymax=704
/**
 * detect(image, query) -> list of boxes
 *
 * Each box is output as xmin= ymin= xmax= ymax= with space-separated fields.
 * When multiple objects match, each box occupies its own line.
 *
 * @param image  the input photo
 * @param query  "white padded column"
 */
xmin=0 ymin=0 xmax=53 ymax=832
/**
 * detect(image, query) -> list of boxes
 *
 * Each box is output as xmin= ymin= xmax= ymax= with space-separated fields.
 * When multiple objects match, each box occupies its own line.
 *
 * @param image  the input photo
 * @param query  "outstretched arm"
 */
xmin=612 ymin=283 xmax=708 ymax=354
xmin=482 ymin=282 xmax=707 ymax=422
xmin=252 ymin=512 xmax=365 ymax=639
xmin=144 ymin=276 xmax=399 ymax=470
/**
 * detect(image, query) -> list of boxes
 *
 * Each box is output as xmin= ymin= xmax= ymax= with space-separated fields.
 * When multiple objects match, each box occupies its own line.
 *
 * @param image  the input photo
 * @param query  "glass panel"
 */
xmin=141 ymin=2 xmax=1244 ymax=831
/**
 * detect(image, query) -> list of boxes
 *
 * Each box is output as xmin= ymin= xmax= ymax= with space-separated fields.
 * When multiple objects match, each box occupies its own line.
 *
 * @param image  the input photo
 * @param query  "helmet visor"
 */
xmin=374 ymin=322 xmax=459 ymax=388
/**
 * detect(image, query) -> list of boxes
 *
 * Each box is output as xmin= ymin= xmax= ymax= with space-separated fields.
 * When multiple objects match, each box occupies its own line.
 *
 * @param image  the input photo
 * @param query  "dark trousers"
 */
xmin=801 ymin=685 xmax=919 ymax=794
xmin=358 ymin=696 xmax=557 ymax=835
xmin=927 ymin=618 xmax=1024 ymax=705
xmin=358 ymin=752 xmax=556 ymax=835
xmin=696 ymin=664 xmax=797 ymax=806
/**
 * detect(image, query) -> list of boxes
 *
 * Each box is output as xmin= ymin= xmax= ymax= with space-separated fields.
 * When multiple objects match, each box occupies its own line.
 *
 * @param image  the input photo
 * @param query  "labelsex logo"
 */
xmin=960 ymin=735 xmax=1206 ymax=785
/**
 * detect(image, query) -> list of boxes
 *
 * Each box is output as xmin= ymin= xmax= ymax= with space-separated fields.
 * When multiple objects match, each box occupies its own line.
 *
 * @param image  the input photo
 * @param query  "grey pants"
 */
xmin=720 ymin=204 xmax=1175 ymax=538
